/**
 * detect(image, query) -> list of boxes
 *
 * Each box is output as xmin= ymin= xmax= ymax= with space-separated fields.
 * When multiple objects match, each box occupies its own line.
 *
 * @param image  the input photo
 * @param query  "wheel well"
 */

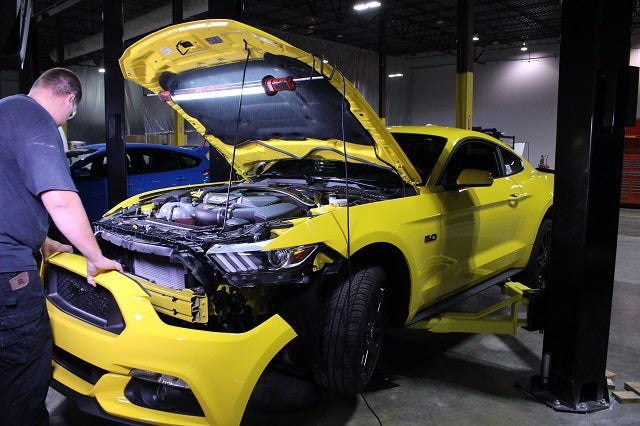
xmin=348 ymin=243 xmax=410 ymax=326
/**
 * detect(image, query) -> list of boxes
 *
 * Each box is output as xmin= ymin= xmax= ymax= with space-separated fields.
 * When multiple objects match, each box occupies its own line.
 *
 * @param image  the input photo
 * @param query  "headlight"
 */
xmin=206 ymin=241 xmax=318 ymax=286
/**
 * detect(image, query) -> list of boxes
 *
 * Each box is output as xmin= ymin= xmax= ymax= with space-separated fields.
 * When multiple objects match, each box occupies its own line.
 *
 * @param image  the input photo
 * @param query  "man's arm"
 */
xmin=40 ymin=189 xmax=122 ymax=285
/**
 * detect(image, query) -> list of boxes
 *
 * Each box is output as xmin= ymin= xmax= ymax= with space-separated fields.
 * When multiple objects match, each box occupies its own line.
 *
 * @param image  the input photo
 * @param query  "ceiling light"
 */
xmin=388 ymin=73 xmax=403 ymax=78
xmin=98 ymin=67 xmax=106 ymax=73
xmin=472 ymin=34 xmax=479 ymax=42
xmin=354 ymin=2 xmax=381 ymax=11
xmin=520 ymin=41 xmax=528 ymax=52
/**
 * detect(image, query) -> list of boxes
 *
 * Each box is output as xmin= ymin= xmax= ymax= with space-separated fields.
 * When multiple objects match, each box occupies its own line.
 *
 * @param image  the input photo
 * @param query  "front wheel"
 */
xmin=514 ymin=218 xmax=552 ymax=289
xmin=313 ymin=265 xmax=387 ymax=394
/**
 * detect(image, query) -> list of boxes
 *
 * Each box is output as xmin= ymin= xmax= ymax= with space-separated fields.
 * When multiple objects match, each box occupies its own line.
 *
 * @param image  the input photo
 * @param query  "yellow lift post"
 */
xmin=410 ymin=281 xmax=541 ymax=335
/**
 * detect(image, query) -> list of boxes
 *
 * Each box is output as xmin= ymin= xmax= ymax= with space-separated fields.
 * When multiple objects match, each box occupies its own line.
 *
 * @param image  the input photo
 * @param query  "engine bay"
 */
xmin=91 ymin=178 xmax=408 ymax=332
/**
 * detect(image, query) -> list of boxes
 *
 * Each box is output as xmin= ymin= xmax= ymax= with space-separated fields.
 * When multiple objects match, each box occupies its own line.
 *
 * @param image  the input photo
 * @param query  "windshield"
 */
xmin=258 ymin=159 xmax=404 ymax=186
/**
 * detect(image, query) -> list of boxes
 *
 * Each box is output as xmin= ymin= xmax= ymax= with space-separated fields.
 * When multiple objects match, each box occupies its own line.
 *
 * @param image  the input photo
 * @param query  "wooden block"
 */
xmin=624 ymin=382 xmax=640 ymax=395
xmin=607 ymin=378 xmax=616 ymax=389
xmin=612 ymin=390 xmax=640 ymax=403
xmin=605 ymin=370 xmax=616 ymax=381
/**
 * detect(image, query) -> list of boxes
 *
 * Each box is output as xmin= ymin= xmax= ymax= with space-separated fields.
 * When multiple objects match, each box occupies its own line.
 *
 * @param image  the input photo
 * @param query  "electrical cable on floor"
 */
xmin=360 ymin=393 xmax=383 ymax=425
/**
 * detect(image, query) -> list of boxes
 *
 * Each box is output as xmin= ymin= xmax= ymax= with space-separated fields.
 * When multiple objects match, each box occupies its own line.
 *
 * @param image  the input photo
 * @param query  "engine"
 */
xmin=91 ymin=182 xmax=392 ymax=332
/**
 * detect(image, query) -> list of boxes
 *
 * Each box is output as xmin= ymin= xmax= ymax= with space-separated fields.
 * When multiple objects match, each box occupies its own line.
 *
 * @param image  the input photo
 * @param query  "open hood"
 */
xmin=119 ymin=19 xmax=421 ymax=184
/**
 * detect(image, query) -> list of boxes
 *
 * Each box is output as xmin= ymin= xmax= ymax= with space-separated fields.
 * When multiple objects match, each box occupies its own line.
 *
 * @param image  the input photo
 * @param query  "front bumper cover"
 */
xmin=45 ymin=252 xmax=297 ymax=426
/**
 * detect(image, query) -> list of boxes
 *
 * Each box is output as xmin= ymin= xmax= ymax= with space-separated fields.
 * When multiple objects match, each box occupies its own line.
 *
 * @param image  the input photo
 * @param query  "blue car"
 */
xmin=68 ymin=143 xmax=210 ymax=222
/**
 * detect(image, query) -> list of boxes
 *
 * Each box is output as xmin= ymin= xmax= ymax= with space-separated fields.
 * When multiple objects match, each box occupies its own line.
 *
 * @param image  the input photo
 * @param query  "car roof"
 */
xmin=72 ymin=143 xmax=209 ymax=157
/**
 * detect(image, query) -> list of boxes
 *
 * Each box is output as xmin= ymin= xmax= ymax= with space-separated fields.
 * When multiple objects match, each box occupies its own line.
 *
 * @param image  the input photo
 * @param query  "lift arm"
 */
xmin=409 ymin=282 xmax=541 ymax=334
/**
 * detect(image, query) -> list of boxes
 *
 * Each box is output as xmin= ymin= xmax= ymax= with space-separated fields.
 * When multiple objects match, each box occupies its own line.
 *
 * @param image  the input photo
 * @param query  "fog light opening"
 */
xmin=130 ymin=368 xmax=191 ymax=390
xmin=125 ymin=373 xmax=203 ymax=417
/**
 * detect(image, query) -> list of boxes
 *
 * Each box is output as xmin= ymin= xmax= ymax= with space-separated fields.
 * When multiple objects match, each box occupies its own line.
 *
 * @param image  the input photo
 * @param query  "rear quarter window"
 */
xmin=501 ymin=147 xmax=524 ymax=175
xmin=177 ymin=153 xmax=201 ymax=168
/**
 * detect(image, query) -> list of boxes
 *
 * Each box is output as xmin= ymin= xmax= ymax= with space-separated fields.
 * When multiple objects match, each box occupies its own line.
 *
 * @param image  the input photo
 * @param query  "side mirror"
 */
xmin=444 ymin=168 xmax=494 ymax=190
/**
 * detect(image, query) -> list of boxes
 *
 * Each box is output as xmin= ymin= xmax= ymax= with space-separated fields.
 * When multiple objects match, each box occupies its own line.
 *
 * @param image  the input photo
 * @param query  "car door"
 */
xmin=126 ymin=148 xmax=183 ymax=196
xmin=435 ymin=138 xmax=527 ymax=296
xmin=71 ymin=153 xmax=109 ymax=223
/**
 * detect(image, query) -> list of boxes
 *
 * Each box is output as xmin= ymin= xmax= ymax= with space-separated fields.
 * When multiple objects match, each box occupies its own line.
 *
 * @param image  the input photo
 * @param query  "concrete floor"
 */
xmin=48 ymin=209 xmax=640 ymax=425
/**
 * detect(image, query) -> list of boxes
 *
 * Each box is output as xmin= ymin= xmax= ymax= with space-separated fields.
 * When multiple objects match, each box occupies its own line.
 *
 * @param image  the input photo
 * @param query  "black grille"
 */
xmin=46 ymin=265 xmax=125 ymax=334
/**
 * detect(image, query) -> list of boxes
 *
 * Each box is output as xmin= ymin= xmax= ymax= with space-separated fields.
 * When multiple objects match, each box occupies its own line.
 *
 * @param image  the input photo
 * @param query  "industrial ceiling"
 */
xmin=29 ymin=0 xmax=640 ymax=70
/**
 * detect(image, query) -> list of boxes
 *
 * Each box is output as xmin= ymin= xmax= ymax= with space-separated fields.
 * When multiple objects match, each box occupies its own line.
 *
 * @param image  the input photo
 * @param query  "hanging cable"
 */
xmin=339 ymin=71 xmax=351 ymax=265
xmin=337 ymin=69 xmax=382 ymax=425
xmin=221 ymin=40 xmax=251 ymax=232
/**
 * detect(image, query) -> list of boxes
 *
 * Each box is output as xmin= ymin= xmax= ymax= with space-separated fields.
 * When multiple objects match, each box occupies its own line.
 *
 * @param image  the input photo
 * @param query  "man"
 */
xmin=0 ymin=68 xmax=122 ymax=425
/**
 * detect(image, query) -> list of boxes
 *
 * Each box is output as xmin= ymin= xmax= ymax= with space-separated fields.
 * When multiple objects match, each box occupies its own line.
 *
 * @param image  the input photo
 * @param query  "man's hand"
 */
xmin=41 ymin=190 xmax=123 ymax=286
xmin=41 ymin=236 xmax=73 ymax=261
xmin=86 ymin=256 xmax=123 ymax=287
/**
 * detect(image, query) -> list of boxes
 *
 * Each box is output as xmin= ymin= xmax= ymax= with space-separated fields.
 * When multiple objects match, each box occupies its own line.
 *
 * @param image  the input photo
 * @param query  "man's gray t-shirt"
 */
xmin=0 ymin=94 xmax=77 ymax=272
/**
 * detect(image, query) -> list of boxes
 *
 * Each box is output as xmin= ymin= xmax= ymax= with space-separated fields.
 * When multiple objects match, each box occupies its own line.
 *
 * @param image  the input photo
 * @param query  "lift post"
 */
xmin=518 ymin=0 xmax=637 ymax=414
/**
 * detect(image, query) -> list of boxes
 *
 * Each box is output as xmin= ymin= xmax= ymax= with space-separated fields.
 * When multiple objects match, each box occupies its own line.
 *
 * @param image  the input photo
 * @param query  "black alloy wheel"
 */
xmin=313 ymin=264 xmax=388 ymax=394
xmin=515 ymin=218 xmax=552 ymax=290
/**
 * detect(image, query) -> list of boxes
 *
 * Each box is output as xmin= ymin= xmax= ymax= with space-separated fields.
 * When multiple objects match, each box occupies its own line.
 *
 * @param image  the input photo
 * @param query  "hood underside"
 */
xmin=119 ymin=19 xmax=421 ymax=184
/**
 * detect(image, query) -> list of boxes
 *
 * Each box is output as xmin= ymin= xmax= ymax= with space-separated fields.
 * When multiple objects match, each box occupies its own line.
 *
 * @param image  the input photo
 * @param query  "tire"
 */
xmin=313 ymin=265 xmax=387 ymax=394
xmin=514 ymin=218 xmax=552 ymax=289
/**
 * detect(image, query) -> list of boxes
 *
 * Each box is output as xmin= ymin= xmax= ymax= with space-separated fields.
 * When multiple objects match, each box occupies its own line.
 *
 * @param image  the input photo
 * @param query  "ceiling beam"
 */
xmin=49 ymin=0 xmax=209 ymax=62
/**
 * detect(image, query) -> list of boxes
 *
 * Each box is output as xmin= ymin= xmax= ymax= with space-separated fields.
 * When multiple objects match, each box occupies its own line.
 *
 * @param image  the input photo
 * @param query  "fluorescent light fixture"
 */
xmin=354 ymin=1 xmax=381 ymax=11
xmin=520 ymin=41 xmax=528 ymax=52
xmin=472 ymin=34 xmax=480 ymax=41
xmin=157 ymin=75 xmax=319 ymax=102
xmin=388 ymin=73 xmax=404 ymax=78
xmin=98 ymin=67 xmax=106 ymax=73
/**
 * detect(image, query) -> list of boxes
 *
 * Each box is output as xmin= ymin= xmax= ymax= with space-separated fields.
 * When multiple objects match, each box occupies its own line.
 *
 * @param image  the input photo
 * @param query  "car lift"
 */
xmin=409 ymin=281 xmax=542 ymax=335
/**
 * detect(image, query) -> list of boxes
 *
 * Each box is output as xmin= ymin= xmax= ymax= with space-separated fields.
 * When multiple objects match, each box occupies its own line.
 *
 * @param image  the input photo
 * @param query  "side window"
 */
xmin=439 ymin=140 xmax=502 ymax=186
xmin=99 ymin=152 xmax=135 ymax=176
xmin=127 ymin=151 xmax=147 ymax=175
xmin=144 ymin=149 xmax=180 ymax=173
xmin=500 ymin=147 xmax=524 ymax=176
xmin=91 ymin=155 xmax=107 ymax=178
xmin=177 ymin=153 xmax=201 ymax=169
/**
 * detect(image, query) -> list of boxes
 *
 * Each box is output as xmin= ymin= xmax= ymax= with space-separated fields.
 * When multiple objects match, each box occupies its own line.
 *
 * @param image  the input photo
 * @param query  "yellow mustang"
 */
xmin=44 ymin=20 xmax=553 ymax=426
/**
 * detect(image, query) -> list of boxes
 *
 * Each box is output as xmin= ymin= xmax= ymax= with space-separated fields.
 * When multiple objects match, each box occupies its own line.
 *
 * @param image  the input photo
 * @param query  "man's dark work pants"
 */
xmin=0 ymin=270 xmax=53 ymax=426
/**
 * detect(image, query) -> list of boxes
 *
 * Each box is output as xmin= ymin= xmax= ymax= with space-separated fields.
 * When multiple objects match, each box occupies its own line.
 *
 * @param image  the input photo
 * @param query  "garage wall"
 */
xmin=411 ymin=44 xmax=640 ymax=169
xmin=410 ymin=49 xmax=560 ymax=168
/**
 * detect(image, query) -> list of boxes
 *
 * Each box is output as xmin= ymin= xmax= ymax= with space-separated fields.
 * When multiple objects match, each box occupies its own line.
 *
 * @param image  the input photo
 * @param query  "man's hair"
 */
xmin=31 ymin=67 xmax=83 ymax=104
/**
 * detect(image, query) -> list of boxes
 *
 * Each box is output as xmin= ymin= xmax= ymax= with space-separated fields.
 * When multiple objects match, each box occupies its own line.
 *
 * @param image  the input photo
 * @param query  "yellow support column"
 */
xmin=455 ymin=71 xmax=473 ymax=129
xmin=173 ymin=109 xmax=185 ymax=146
xmin=456 ymin=0 xmax=474 ymax=130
